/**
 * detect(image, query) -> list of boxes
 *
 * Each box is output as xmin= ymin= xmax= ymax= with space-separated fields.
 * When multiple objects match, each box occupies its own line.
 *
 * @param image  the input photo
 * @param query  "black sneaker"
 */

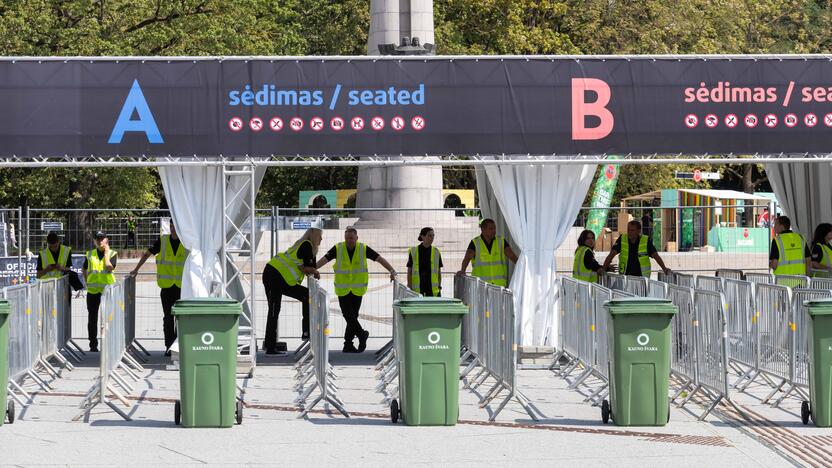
xmin=342 ymin=342 xmax=359 ymax=353
xmin=264 ymin=346 xmax=279 ymax=355
xmin=357 ymin=330 xmax=370 ymax=353
xmin=301 ymin=332 xmax=310 ymax=342
xmin=89 ymin=346 xmax=99 ymax=353
xmin=164 ymin=349 xmax=172 ymax=357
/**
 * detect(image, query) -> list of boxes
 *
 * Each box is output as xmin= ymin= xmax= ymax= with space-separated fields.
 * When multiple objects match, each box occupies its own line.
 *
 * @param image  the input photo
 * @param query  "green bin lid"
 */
xmin=0 ymin=299 xmax=8 ymax=316
xmin=605 ymin=297 xmax=677 ymax=316
xmin=394 ymin=297 xmax=469 ymax=315
xmin=172 ymin=297 xmax=242 ymax=316
xmin=805 ymin=298 xmax=832 ymax=316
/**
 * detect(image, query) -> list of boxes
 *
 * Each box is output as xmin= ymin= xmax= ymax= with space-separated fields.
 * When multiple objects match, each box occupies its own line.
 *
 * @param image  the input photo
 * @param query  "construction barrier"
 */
xmin=293 ymin=277 xmax=348 ymax=418
xmin=375 ymin=280 xmax=419 ymax=403
xmin=455 ymin=275 xmax=540 ymax=421
xmin=75 ymin=277 xmax=145 ymax=421
xmin=716 ymin=269 xmax=745 ymax=281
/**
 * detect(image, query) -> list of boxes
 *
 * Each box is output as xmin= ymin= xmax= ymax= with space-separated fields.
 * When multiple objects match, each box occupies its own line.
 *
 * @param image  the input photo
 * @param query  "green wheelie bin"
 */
xmin=390 ymin=297 xmax=468 ymax=426
xmin=802 ymin=299 xmax=832 ymax=426
xmin=0 ymin=300 xmax=12 ymax=426
xmin=172 ymin=298 xmax=242 ymax=428
xmin=601 ymin=298 xmax=677 ymax=426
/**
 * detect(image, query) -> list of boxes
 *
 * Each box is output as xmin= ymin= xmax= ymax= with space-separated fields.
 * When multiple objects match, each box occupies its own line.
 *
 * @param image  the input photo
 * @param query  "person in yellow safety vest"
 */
xmin=130 ymin=221 xmax=188 ymax=357
xmin=261 ymin=228 xmax=323 ymax=355
xmin=810 ymin=223 xmax=832 ymax=278
xmin=456 ymin=218 xmax=518 ymax=287
xmin=37 ymin=231 xmax=72 ymax=280
xmin=316 ymin=226 xmax=397 ymax=354
xmin=573 ymin=230 xmax=606 ymax=283
xmin=603 ymin=220 xmax=671 ymax=278
xmin=407 ymin=227 xmax=443 ymax=296
xmin=769 ymin=215 xmax=812 ymax=275
xmin=82 ymin=231 xmax=117 ymax=352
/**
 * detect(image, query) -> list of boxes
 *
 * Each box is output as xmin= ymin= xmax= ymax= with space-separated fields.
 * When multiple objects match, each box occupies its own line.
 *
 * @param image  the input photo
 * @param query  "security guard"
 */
xmin=262 ymin=228 xmax=322 ymax=354
xmin=811 ymin=223 xmax=832 ymax=278
xmin=770 ymin=216 xmax=811 ymax=275
xmin=573 ymin=230 xmax=605 ymax=283
xmin=407 ymin=227 xmax=442 ymax=296
xmin=37 ymin=231 xmax=72 ymax=279
xmin=456 ymin=218 xmax=518 ymax=287
xmin=83 ymin=231 xmax=117 ymax=352
xmin=603 ymin=220 xmax=671 ymax=277
xmin=317 ymin=227 xmax=396 ymax=353
xmin=125 ymin=215 xmax=137 ymax=248
xmin=131 ymin=221 xmax=188 ymax=356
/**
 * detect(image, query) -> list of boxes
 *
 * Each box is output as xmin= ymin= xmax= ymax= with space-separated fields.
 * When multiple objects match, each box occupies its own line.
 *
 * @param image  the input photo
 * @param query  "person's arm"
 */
xmin=374 ymin=255 xmax=397 ymax=282
xmin=769 ymin=239 xmax=779 ymax=271
xmin=806 ymin=243 xmax=813 ymax=275
xmin=602 ymin=249 xmax=618 ymax=270
xmin=130 ymin=250 xmax=153 ymax=277
xmin=103 ymin=245 xmax=115 ymax=272
xmin=505 ymin=243 xmax=519 ymax=264
xmin=36 ymin=255 xmax=51 ymax=278
xmin=315 ymin=257 xmax=330 ymax=269
xmin=406 ymin=251 xmax=414 ymax=289
xmin=650 ymin=251 xmax=671 ymax=274
xmin=457 ymin=248 xmax=475 ymax=276
xmin=584 ymin=250 xmax=605 ymax=274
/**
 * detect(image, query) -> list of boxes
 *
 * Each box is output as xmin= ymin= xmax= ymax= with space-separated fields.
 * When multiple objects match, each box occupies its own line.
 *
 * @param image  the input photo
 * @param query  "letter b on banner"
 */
xmin=572 ymin=78 xmax=614 ymax=140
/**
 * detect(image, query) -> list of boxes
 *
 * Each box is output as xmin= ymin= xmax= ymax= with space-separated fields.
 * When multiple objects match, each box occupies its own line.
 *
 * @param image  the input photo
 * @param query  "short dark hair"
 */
xmin=628 ymin=220 xmax=642 ymax=230
xmin=418 ymin=227 xmax=434 ymax=242
xmin=480 ymin=218 xmax=496 ymax=228
xmin=777 ymin=216 xmax=791 ymax=230
xmin=46 ymin=232 xmax=60 ymax=244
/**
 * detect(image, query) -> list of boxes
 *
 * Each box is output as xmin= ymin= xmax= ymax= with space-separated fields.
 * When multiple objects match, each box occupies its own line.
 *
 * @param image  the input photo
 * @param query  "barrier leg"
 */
xmin=761 ymin=378 xmax=787 ymax=404
xmin=567 ymin=367 xmax=593 ymax=390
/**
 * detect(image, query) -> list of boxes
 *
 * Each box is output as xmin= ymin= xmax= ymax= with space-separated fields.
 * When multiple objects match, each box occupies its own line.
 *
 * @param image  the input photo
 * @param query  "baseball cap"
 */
xmin=94 ymin=231 xmax=107 ymax=239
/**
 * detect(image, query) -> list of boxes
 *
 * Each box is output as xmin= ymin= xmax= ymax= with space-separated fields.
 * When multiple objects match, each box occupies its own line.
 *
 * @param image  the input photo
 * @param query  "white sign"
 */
xmin=41 ymin=221 xmax=64 ymax=231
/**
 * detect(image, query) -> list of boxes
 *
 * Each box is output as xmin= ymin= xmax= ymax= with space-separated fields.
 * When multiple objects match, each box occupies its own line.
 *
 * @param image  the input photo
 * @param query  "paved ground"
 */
xmin=2 ymin=337 xmax=817 ymax=467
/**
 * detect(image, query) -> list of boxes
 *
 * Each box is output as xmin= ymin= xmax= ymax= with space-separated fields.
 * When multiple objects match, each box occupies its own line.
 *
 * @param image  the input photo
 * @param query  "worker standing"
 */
xmin=573 ymin=230 xmax=605 ymax=283
xmin=130 ymin=221 xmax=188 ymax=357
xmin=317 ymin=227 xmax=396 ymax=353
xmin=262 ymin=228 xmax=322 ymax=354
xmin=770 ymin=216 xmax=811 ymax=276
xmin=407 ymin=227 xmax=442 ymax=296
xmin=83 ymin=232 xmax=117 ymax=352
xmin=125 ymin=215 xmax=137 ymax=249
xmin=456 ymin=218 xmax=518 ymax=287
xmin=37 ymin=231 xmax=72 ymax=280
xmin=603 ymin=220 xmax=671 ymax=277
xmin=810 ymin=223 xmax=832 ymax=278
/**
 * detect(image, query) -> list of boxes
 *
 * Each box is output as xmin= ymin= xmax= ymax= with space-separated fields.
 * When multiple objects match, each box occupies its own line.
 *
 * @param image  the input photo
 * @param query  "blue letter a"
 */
xmin=108 ymin=79 xmax=163 ymax=144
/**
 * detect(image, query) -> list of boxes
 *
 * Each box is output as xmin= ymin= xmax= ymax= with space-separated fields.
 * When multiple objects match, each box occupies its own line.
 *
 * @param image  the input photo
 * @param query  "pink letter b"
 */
xmin=572 ymin=78 xmax=614 ymax=140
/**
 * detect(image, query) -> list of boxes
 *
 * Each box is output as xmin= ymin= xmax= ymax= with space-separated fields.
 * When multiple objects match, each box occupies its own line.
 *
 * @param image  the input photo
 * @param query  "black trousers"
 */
xmin=338 ymin=293 xmax=365 ymax=343
xmin=126 ymin=231 xmax=136 ymax=248
xmin=160 ymin=286 xmax=181 ymax=349
xmin=86 ymin=292 xmax=102 ymax=349
xmin=263 ymin=265 xmax=309 ymax=349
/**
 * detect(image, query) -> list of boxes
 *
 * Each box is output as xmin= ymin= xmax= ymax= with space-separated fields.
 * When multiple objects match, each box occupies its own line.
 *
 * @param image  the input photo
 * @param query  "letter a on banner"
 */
xmin=571 ymin=78 xmax=614 ymax=140
xmin=108 ymin=79 xmax=164 ymax=144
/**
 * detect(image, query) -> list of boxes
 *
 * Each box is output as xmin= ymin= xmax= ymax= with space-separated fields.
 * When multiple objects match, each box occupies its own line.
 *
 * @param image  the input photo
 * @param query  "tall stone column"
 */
xmin=357 ymin=0 xmax=443 ymax=222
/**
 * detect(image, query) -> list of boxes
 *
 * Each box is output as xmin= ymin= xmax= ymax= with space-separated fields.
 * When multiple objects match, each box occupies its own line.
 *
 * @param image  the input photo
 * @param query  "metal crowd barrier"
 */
xmin=811 ymin=277 xmax=832 ymax=290
xmin=754 ymin=282 xmax=792 ymax=406
xmin=623 ymin=276 xmax=648 ymax=297
xmin=122 ymin=276 xmax=150 ymax=363
xmin=293 ymin=277 xmax=348 ymax=418
xmin=776 ymin=274 xmax=810 ymax=289
xmin=746 ymin=272 xmax=774 ymax=285
xmin=648 ymin=279 xmax=668 ymax=299
xmin=695 ymin=276 xmax=724 ymax=293
xmin=690 ymin=289 xmax=733 ymax=418
xmin=723 ymin=279 xmax=760 ymax=390
xmin=455 ymin=275 xmax=540 ymax=421
xmin=375 ymin=280 xmax=419 ymax=403
xmin=716 ymin=269 xmax=745 ymax=281
xmin=75 ymin=278 xmax=145 ymax=422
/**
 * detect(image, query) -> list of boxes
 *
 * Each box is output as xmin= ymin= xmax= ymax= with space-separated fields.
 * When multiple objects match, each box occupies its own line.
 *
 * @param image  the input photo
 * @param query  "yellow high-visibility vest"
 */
xmin=619 ymin=234 xmax=651 ymax=277
xmin=268 ymin=240 xmax=310 ymax=287
xmin=471 ymin=236 xmax=508 ymax=287
xmin=774 ymin=232 xmax=808 ymax=276
xmin=40 ymin=245 xmax=71 ymax=280
xmin=156 ymin=235 xmax=187 ymax=288
xmin=333 ymin=242 xmax=369 ymax=297
xmin=573 ymin=246 xmax=598 ymax=283
xmin=409 ymin=245 xmax=441 ymax=295
xmin=85 ymin=249 xmax=116 ymax=294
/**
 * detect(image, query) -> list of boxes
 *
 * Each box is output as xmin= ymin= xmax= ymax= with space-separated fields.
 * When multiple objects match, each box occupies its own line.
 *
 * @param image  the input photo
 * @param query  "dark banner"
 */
xmin=2 ymin=57 xmax=832 ymax=157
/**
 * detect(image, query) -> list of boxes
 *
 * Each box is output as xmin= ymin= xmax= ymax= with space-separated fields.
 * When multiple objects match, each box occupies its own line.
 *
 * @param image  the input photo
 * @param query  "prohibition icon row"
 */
xmin=228 ymin=115 xmax=426 ymax=133
xmin=685 ymin=112 xmax=832 ymax=129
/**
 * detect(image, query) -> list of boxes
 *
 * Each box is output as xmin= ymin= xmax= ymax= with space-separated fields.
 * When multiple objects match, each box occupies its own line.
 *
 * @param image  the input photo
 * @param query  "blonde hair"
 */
xmin=289 ymin=228 xmax=322 ymax=256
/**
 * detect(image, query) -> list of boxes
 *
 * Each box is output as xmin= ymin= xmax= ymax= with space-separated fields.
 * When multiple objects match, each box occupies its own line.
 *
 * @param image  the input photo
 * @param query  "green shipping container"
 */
xmin=602 ymin=298 xmax=677 ymax=426
xmin=391 ymin=297 xmax=468 ymax=426
xmin=172 ymin=298 xmax=242 ymax=428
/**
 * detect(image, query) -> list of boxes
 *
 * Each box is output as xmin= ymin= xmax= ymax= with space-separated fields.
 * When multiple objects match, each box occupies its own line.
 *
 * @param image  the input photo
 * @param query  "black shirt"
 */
xmin=811 ymin=242 xmax=831 ymax=263
xmin=769 ymin=230 xmax=812 ymax=261
xmin=582 ymin=249 xmax=602 ymax=271
xmin=467 ymin=236 xmax=497 ymax=253
xmin=82 ymin=249 xmax=118 ymax=270
xmin=265 ymin=240 xmax=317 ymax=274
xmin=149 ymin=236 xmax=182 ymax=255
xmin=324 ymin=244 xmax=380 ymax=262
xmin=407 ymin=245 xmax=444 ymax=295
xmin=37 ymin=246 xmax=73 ymax=271
xmin=612 ymin=236 xmax=657 ymax=276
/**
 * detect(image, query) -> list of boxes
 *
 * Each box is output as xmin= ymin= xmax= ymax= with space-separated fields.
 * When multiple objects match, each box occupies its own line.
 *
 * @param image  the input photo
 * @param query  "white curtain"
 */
xmin=765 ymin=161 xmax=832 ymax=240
xmin=479 ymin=161 xmax=597 ymax=346
xmin=158 ymin=165 xmax=266 ymax=299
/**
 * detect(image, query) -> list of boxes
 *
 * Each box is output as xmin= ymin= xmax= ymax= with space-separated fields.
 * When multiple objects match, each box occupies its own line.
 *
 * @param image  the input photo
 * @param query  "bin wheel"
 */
xmin=174 ymin=400 xmax=181 ymax=426
xmin=236 ymin=400 xmax=243 ymax=425
xmin=6 ymin=400 xmax=14 ymax=424
xmin=667 ymin=402 xmax=671 ymax=424
xmin=601 ymin=399 xmax=611 ymax=424
xmin=390 ymin=399 xmax=400 ymax=424
xmin=802 ymin=401 xmax=811 ymax=425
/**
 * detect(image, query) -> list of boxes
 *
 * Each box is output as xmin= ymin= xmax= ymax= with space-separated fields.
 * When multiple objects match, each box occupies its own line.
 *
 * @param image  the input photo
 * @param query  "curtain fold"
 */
xmin=765 ymin=161 xmax=832 ymax=240
xmin=479 ymin=161 xmax=597 ymax=346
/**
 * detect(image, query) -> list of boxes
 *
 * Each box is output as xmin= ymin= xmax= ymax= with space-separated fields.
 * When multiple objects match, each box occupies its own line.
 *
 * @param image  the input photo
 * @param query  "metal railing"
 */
xmin=775 ymin=274 xmax=810 ymax=289
xmin=695 ymin=275 xmax=724 ymax=292
xmin=293 ymin=277 xmax=348 ymax=418
xmin=811 ymin=277 xmax=832 ymax=290
xmin=691 ymin=289 xmax=732 ymax=418
xmin=455 ymin=275 xmax=540 ymax=421
xmin=745 ymin=272 xmax=774 ymax=285
xmin=716 ymin=269 xmax=745 ymax=281
xmin=723 ymin=279 xmax=760 ymax=390
xmin=375 ymin=280 xmax=419 ymax=404
xmin=75 ymin=276 xmax=145 ymax=422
